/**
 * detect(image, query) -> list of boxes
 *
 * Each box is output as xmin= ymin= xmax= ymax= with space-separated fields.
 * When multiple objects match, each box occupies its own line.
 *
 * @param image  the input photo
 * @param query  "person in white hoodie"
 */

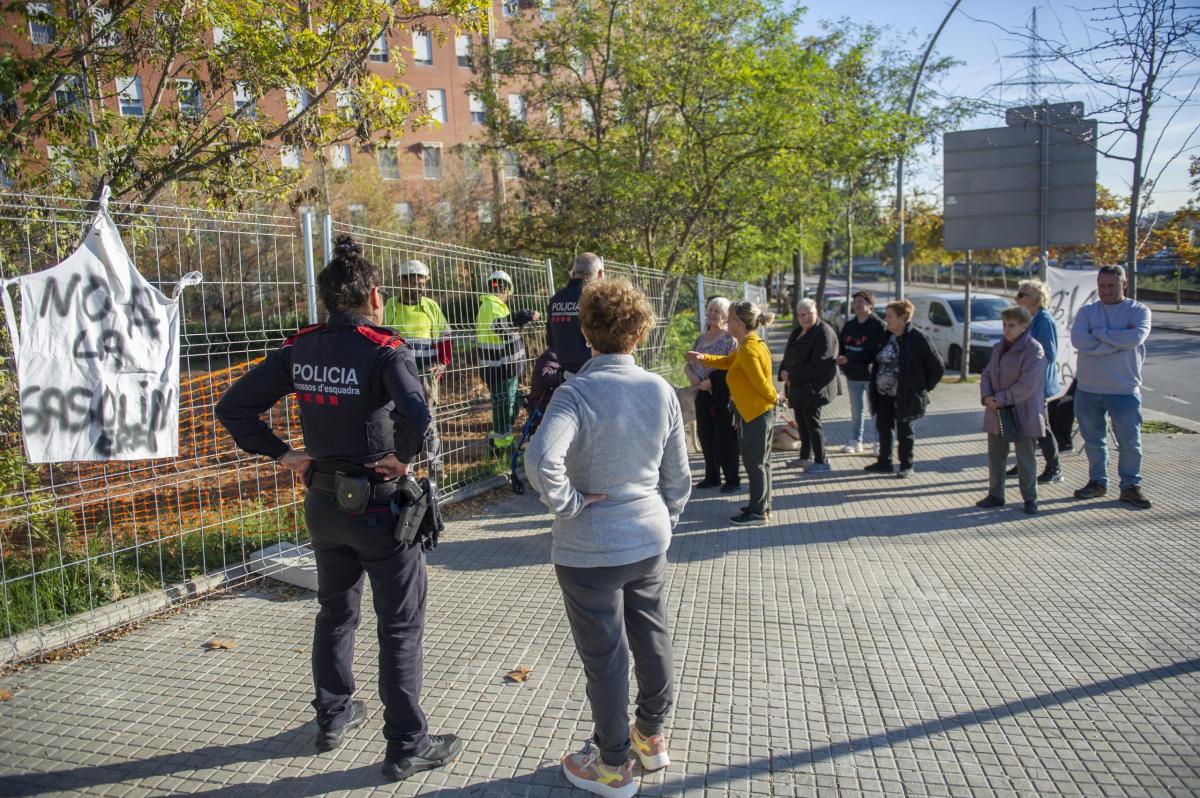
xmin=525 ymin=278 xmax=691 ymax=798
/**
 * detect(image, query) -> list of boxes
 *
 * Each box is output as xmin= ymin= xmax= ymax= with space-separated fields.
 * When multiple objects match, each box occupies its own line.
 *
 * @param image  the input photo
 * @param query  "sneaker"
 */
xmin=719 ymin=482 xmax=741 ymax=494
xmin=630 ymin=725 xmax=670 ymax=771
xmin=1023 ymin=500 xmax=1039 ymax=515
xmin=863 ymin=461 xmax=893 ymax=474
xmin=382 ymin=734 xmax=463 ymax=781
xmin=562 ymin=741 xmax=637 ymax=798
xmin=841 ymin=442 xmax=863 ymax=454
xmin=1073 ymin=480 xmax=1108 ymax=500
xmin=975 ymin=495 xmax=1005 ymax=508
xmin=804 ymin=462 xmax=832 ymax=474
xmin=1118 ymin=486 xmax=1152 ymax=510
xmin=1006 ymin=465 xmax=1019 ymax=477
xmin=695 ymin=478 xmax=721 ymax=489
xmin=895 ymin=467 xmax=913 ymax=479
xmin=730 ymin=511 xmax=767 ymax=525
xmin=315 ymin=700 xmax=368 ymax=753
xmin=1037 ymin=470 xmax=1063 ymax=484
xmin=789 ymin=458 xmax=812 ymax=468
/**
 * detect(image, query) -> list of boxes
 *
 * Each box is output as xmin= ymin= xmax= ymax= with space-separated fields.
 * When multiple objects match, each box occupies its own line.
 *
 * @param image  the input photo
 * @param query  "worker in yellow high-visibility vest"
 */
xmin=384 ymin=258 xmax=451 ymax=482
xmin=475 ymin=270 xmax=539 ymax=453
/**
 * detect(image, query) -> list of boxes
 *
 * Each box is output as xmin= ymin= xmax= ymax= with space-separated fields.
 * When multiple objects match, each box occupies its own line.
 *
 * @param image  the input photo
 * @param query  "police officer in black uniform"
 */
xmin=546 ymin=252 xmax=604 ymax=375
xmin=215 ymin=235 xmax=461 ymax=782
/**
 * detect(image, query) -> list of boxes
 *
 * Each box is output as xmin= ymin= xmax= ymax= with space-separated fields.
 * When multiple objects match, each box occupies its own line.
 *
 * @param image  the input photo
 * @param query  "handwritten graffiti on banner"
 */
xmin=1 ymin=194 xmax=200 ymax=463
xmin=1046 ymin=266 xmax=1100 ymax=386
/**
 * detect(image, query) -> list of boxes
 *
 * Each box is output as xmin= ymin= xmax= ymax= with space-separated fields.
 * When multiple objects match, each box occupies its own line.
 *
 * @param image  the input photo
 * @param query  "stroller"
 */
xmin=510 ymin=348 xmax=562 ymax=494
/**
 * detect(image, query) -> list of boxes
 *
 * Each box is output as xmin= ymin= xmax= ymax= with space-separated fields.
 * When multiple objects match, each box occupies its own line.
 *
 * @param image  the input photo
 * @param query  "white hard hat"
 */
xmin=487 ymin=269 xmax=513 ymax=288
xmin=399 ymin=259 xmax=430 ymax=278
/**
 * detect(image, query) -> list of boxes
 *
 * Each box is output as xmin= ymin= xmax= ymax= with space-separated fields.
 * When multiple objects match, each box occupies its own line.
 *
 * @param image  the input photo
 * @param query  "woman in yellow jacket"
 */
xmin=687 ymin=301 xmax=778 ymax=525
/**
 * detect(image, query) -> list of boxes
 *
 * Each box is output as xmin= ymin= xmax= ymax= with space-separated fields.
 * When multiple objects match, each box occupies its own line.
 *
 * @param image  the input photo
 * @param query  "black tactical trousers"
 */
xmin=305 ymin=491 xmax=429 ymax=760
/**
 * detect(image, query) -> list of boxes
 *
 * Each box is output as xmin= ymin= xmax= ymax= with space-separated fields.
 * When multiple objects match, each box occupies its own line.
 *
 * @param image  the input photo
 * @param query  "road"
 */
xmin=811 ymin=280 xmax=1200 ymax=423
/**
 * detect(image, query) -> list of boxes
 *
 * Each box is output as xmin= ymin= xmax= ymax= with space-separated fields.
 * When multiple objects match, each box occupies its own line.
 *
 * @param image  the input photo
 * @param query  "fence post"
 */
xmin=743 ymin=281 xmax=750 ymax=301
xmin=302 ymin=211 xmax=319 ymax=325
xmin=696 ymin=274 xmax=706 ymax=330
xmin=545 ymin=258 xmax=555 ymax=298
xmin=322 ymin=213 xmax=334 ymax=267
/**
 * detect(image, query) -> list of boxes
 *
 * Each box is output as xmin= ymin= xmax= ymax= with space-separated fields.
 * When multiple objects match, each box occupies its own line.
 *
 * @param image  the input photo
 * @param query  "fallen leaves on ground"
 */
xmin=0 ymin=687 xmax=13 ymax=701
xmin=204 ymin=639 xmax=238 ymax=651
xmin=504 ymin=666 xmax=532 ymax=683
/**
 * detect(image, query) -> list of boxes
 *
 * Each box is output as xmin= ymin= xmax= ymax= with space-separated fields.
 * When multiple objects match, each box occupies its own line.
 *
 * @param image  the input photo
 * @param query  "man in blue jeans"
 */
xmin=1069 ymin=265 xmax=1152 ymax=509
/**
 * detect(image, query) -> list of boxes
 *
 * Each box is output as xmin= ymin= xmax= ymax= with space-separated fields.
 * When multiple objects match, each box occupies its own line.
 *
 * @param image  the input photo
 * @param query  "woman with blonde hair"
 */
xmin=684 ymin=296 xmax=740 ymax=491
xmin=687 ymin=301 xmax=777 ymax=525
xmin=1013 ymin=278 xmax=1063 ymax=483
xmin=525 ymin=278 xmax=690 ymax=798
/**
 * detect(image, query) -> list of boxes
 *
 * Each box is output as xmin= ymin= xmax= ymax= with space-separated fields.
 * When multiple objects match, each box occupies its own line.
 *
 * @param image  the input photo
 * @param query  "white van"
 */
xmin=908 ymin=292 xmax=1012 ymax=372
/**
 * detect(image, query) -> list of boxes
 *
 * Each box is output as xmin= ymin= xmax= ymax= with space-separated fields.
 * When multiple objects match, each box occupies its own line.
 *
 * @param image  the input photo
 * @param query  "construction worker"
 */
xmin=475 ymin=270 xmax=539 ymax=453
xmin=384 ymin=259 xmax=450 ymax=483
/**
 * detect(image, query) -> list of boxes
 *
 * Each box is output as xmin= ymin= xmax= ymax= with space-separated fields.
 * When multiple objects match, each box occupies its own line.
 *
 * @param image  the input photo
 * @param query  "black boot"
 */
xmin=382 ymin=734 xmax=463 ymax=781
xmin=314 ymin=700 xmax=368 ymax=753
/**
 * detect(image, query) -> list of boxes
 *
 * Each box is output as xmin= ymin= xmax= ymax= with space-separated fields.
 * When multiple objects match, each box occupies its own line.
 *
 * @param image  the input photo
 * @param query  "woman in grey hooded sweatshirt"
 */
xmin=525 ymin=277 xmax=691 ymax=798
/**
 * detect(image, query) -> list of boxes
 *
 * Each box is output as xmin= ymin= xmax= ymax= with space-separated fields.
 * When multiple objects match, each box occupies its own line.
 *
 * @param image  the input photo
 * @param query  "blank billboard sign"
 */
xmin=943 ymin=120 xmax=1097 ymax=251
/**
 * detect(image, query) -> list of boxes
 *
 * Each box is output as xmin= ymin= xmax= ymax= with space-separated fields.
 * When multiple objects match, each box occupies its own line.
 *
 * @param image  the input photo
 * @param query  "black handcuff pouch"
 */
xmin=334 ymin=472 xmax=372 ymax=515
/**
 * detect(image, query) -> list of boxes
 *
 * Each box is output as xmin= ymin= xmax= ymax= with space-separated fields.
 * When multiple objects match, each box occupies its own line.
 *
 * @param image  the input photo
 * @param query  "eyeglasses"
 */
xmin=1016 ymin=292 xmax=1031 ymax=299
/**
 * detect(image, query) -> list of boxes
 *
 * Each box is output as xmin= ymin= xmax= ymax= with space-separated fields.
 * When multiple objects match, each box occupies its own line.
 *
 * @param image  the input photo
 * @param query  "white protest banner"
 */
xmin=0 ymin=189 xmax=201 ymax=463
xmin=1044 ymin=265 xmax=1099 ymax=387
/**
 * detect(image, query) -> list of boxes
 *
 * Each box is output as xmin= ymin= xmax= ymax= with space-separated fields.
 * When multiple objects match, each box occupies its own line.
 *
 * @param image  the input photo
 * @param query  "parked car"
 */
xmin=822 ymin=299 xmax=888 ymax=334
xmin=818 ymin=293 xmax=846 ymax=326
xmin=908 ymin=292 xmax=1011 ymax=372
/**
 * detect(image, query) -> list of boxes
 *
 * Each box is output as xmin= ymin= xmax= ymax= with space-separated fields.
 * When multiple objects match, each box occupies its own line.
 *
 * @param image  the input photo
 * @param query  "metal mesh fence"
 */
xmin=0 ymin=192 xmax=758 ymax=663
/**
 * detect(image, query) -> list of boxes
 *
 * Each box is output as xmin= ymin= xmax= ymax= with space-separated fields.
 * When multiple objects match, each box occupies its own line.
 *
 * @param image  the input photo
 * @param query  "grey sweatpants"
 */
xmin=738 ymin=407 xmax=775 ymax=515
xmin=988 ymin=433 xmax=1037 ymax=503
xmin=554 ymin=553 xmax=674 ymax=766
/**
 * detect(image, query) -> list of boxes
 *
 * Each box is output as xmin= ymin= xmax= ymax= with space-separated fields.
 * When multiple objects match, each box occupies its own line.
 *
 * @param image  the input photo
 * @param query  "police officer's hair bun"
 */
xmin=333 ymin=235 xmax=361 ymax=258
xmin=319 ymin=235 xmax=378 ymax=314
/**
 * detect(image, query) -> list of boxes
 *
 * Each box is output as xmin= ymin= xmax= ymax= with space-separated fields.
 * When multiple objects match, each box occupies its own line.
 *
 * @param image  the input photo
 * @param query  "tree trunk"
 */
xmin=815 ymin=238 xmax=832 ymax=309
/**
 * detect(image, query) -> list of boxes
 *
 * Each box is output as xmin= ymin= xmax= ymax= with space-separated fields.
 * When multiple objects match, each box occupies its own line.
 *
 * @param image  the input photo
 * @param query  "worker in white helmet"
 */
xmin=475 ymin=270 xmax=541 ymax=453
xmin=384 ymin=258 xmax=451 ymax=483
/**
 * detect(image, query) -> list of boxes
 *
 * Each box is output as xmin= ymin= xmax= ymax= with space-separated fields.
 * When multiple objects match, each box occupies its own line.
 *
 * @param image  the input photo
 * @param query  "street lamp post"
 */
xmin=896 ymin=0 xmax=963 ymax=301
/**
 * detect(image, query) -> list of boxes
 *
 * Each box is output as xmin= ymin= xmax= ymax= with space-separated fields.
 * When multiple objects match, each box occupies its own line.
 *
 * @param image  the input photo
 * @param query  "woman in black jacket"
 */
xmin=779 ymin=298 xmax=839 ymax=474
xmin=865 ymin=299 xmax=945 ymax=478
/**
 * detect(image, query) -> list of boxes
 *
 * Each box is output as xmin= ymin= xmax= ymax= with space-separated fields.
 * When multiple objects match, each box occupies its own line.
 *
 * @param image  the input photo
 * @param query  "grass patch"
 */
xmin=942 ymin=374 xmax=980 ymax=384
xmin=1 ymin=502 xmax=303 ymax=637
xmin=1142 ymin=420 xmax=1196 ymax=434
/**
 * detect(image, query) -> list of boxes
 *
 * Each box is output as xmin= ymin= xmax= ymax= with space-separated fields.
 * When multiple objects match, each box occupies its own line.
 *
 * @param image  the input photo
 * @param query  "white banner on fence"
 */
xmin=1045 ymin=266 xmax=1099 ymax=387
xmin=0 ymin=190 xmax=201 ymax=463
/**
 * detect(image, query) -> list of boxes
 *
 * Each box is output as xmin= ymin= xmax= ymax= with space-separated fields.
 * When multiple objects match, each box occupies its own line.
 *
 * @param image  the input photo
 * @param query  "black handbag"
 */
xmin=996 ymin=407 xmax=1020 ymax=442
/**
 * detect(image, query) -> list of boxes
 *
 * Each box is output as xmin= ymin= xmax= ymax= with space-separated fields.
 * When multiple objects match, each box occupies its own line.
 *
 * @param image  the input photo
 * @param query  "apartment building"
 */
xmin=2 ymin=0 xmax=555 ymax=233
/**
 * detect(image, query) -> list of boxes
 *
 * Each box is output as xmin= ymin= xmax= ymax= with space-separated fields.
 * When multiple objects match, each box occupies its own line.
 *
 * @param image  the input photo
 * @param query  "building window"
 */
xmin=377 ymin=146 xmax=400 ymax=180
xmin=426 ymin=89 xmax=446 ymax=124
xmin=348 ymin=203 xmax=367 ymax=226
xmin=177 ymin=79 xmax=201 ymax=118
xmin=540 ymin=0 xmax=555 ymax=21
xmin=580 ymin=98 xmax=594 ymax=126
xmin=477 ymin=200 xmax=494 ymax=224
xmin=213 ymin=26 xmax=227 ymax=46
xmin=286 ymin=87 xmax=308 ymax=119
xmin=27 ymin=3 xmax=54 ymax=45
xmin=503 ymin=149 xmax=519 ymax=179
xmin=462 ymin=145 xmax=482 ymax=181
xmin=535 ymin=44 xmax=550 ymax=75
xmin=369 ymin=34 xmax=389 ymax=63
xmin=468 ymin=93 xmax=487 ymax=124
xmin=91 ymin=6 xmax=118 ymax=46
xmin=501 ymin=0 xmax=518 ymax=16
xmin=419 ymin=0 xmax=433 ymax=7
xmin=547 ymin=102 xmax=562 ymax=128
xmin=233 ymin=82 xmax=256 ymax=117
xmin=455 ymin=35 xmax=472 ymax=68
xmin=422 ymin=144 xmax=442 ymax=180
xmin=280 ymin=146 xmax=301 ymax=170
xmin=494 ymin=37 xmax=512 ymax=72
xmin=116 ymin=76 xmax=144 ymax=116
xmin=46 ymin=145 xmax=78 ymax=184
xmin=335 ymin=88 xmax=355 ymax=120
xmin=54 ymin=76 xmax=82 ymax=111
xmin=508 ymin=93 xmax=525 ymax=122
xmin=394 ymin=202 xmax=413 ymax=228
xmin=330 ymin=144 xmax=351 ymax=169
xmin=413 ymin=31 xmax=432 ymax=65
xmin=435 ymin=201 xmax=453 ymax=228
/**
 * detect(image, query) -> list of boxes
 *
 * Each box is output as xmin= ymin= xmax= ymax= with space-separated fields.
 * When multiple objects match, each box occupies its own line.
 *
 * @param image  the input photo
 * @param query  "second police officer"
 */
xmin=215 ymin=235 xmax=461 ymax=782
xmin=546 ymin=252 xmax=604 ymax=376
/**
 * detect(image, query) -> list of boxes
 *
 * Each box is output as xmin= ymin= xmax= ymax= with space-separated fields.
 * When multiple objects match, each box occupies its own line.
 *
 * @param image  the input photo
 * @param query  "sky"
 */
xmin=790 ymin=0 xmax=1198 ymax=213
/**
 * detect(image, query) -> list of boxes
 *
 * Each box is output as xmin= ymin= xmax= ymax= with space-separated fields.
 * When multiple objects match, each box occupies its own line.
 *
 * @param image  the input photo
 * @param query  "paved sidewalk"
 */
xmin=1 ymin=383 xmax=1198 ymax=797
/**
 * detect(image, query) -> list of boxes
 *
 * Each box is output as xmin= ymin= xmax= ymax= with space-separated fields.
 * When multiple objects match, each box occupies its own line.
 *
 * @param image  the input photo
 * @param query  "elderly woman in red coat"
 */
xmin=977 ymin=305 xmax=1048 ymax=515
